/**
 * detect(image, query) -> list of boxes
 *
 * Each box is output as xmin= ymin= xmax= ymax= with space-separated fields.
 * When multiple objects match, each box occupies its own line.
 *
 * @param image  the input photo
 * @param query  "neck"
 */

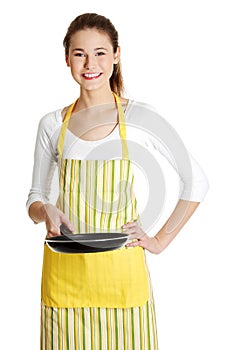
xmin=76 ymin=87 xmax=116 ymax=111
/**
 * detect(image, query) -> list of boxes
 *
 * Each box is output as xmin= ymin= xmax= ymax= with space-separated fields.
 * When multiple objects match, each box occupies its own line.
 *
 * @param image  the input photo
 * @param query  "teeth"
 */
xmin=83 ymin=73 xmax=101 ymax=78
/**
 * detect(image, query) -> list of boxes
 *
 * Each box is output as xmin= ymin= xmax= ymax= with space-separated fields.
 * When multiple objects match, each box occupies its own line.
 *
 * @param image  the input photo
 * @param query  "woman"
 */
xmin=27 ymin=13 xmax=209 ymax=349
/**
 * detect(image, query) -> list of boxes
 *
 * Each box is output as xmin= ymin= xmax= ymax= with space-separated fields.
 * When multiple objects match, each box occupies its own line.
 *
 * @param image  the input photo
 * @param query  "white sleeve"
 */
xmin=151 ymin=139 xmax=209 ymax=202
xmin=26 ymin=112 xmax=61 ymax=211
xmin=126 ymin=101 xmax=209 ymax=202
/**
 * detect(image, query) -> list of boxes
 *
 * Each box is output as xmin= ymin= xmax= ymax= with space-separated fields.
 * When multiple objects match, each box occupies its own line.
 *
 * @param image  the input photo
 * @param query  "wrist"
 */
xmin=29 ymin=201 xmax=48 ymax=224
xmin=152 ymin=236 xmax=164 ymax=254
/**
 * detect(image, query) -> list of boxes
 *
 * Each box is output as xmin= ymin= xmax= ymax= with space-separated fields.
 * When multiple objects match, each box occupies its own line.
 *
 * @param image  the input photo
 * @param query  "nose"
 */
xmin=84 ymin=55 xmax=96 ymax=70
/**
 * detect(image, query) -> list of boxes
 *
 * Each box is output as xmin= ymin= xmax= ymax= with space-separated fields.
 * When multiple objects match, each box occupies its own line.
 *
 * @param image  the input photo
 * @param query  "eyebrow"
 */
xmin=72 ymin=47 xmax=108 ymax=52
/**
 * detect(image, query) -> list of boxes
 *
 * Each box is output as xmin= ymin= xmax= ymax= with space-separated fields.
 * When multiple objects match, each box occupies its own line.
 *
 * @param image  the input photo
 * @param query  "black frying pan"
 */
xmin=45 ymin=225 xmax=129 ymax=254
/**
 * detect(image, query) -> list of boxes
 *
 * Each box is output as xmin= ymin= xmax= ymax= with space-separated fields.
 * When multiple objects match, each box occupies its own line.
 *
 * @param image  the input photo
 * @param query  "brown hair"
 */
xmin=63 ymin=13 xmax=124 ymax=96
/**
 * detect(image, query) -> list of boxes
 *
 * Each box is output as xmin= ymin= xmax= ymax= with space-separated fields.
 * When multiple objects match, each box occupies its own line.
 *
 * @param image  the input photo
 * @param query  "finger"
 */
xmin=122 ymin=225 xmax=142 ymax=233
xmin=129 ymin=238 xmax=148 ymax=247
xmin=122 ymin=222 xmax=138 ymax=229
xmin=46 ymin=222 xmax=61 ymax=236
xmin=126 ymin=240 xmax=142 ymax=248
xmin=126 ymin=230 xmax=147 ymax=239
xmin=46 ymin=231 xmax=61 ymax=238
xmin=122 ymin=228 xmax=138 ymax=235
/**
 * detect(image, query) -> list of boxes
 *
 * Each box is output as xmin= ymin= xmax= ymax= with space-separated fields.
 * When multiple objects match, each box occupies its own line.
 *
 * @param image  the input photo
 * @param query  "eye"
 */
xmin=74 ymin=53 xmax=85 ymax=57
xmin=96 ymin=52 xmax=106 ymax=56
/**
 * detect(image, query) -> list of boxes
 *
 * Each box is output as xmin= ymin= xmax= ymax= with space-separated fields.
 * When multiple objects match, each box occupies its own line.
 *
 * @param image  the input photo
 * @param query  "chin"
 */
xmin=82 ymin=81 xmax=110 ymax=92
xmin=82 ymin=85 xmax=101 ymax=92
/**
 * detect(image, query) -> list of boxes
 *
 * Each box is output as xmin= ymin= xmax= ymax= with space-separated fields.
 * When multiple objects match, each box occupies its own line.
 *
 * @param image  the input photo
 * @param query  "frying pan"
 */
xmin=45 ymin=225 xmax=129 ymax=254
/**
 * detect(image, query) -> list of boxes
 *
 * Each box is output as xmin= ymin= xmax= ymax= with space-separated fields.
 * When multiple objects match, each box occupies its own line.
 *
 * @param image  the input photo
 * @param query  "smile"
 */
xmin=82 ymin=73 xmax=102 ymax=80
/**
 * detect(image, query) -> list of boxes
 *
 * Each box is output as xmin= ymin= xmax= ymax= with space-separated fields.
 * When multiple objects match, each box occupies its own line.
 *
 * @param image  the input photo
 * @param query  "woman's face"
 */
xmin=66 ymin=28 xmax=120 ymax=92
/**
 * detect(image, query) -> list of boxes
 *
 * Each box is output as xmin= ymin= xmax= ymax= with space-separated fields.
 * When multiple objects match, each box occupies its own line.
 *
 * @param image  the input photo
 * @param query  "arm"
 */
xmin=124 ymin=103 xmax=209 ymax=253
xmin=27 ymin=112 xmax=74 ymax=237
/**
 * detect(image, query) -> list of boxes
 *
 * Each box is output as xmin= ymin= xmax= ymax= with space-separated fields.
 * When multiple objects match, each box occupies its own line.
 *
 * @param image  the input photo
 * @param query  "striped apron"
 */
xmin=41 ymin=93 xmax=158 ymax=349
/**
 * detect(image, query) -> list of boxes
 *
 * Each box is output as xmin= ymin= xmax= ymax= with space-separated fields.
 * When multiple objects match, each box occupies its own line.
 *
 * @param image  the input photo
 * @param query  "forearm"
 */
xmin=28 ymin=201 xmax=47 ymax=224
xmin=153 ymin=199 xmax=200 ymax=253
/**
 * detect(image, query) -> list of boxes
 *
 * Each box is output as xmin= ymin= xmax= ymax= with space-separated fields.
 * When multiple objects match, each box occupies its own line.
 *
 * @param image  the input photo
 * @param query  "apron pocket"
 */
xmin=41 ymin=245 xmax=150 ymax=308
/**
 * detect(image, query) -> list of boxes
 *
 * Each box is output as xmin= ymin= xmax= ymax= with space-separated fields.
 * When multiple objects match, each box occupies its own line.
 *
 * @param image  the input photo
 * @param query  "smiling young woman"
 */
xmin=65 ymin=29 xmax=120 ymax=95
xmin=63 ymin=13 xmax=123 ymax=97
xmin=27 ymin=13 xmax=208 ymax=350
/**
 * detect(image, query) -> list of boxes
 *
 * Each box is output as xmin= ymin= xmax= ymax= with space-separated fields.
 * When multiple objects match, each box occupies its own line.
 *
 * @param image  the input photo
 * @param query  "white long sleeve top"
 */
xmin=26 ymin=100 xmax=209 ymax=211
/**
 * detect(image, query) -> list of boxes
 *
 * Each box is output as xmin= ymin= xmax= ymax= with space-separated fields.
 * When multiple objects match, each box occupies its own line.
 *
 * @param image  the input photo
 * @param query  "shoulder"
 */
xmin=125 ymin=99 xmax=159 ymax=122
xmin=38 ymin=109 xmax=63 ymax=136
xmin=60 ymin=104 xmax=74 ymax=121
xmin=125 ymin=99 xmax=175 ymax=150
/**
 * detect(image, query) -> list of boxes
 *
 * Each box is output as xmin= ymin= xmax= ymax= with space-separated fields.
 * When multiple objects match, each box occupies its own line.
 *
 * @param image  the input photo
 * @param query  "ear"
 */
xmin=65 ymin=52 xmax=70 ymax=67
xmin=113 ymin=46 xmax=120 ymax=64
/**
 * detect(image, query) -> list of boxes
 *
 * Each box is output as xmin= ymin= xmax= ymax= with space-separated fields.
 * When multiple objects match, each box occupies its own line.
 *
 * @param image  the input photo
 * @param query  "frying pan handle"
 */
xmin=60 ymin=224 xmax=73 ymax=236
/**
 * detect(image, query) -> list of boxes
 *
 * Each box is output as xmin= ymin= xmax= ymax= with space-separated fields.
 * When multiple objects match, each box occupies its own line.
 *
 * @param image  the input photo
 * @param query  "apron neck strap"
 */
xmin=57 ymin=92 xmax=129 ymax=160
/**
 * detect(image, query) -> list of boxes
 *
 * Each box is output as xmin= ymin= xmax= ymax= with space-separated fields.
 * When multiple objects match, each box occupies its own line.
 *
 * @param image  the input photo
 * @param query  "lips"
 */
xmin=82 ymin=73 xmax=102 ymax=80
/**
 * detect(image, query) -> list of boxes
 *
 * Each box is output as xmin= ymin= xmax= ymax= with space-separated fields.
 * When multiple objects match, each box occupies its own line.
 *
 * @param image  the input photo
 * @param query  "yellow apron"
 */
xmin=41 ymin=93 xmax=150 ymax=308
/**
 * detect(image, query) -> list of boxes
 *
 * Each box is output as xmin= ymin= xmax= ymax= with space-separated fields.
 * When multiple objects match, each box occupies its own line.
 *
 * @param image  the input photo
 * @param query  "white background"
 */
xmin=0 ymin=0 xmax=232 ymax=349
